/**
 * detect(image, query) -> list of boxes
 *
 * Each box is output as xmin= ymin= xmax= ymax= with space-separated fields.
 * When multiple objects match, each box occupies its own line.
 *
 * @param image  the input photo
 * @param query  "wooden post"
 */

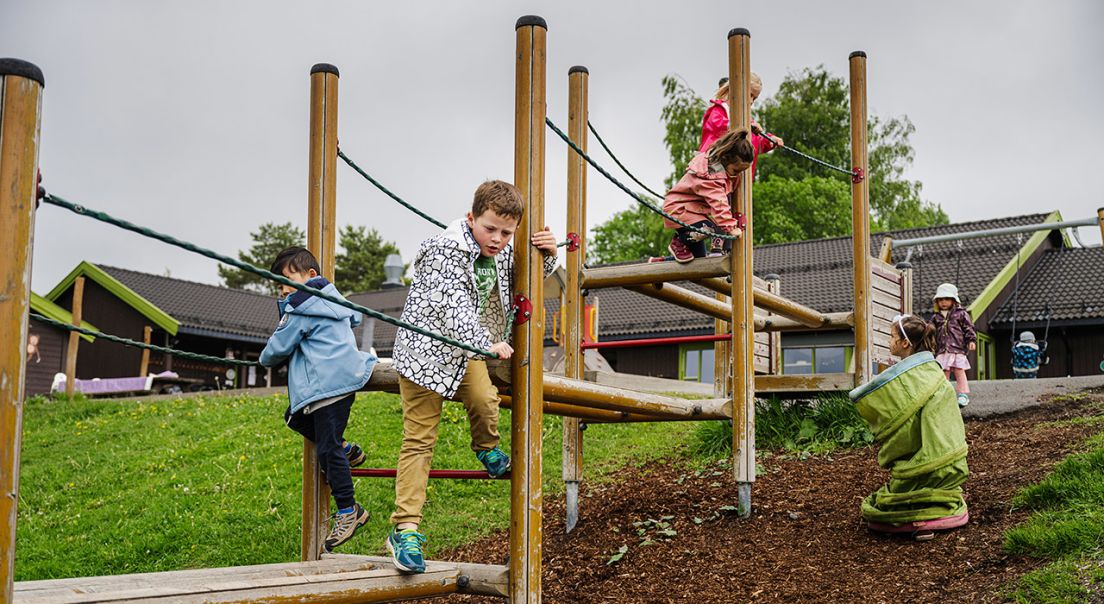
xmin=1097 ymin=207 xmax=1103 ymax=244
xmin=139 ymin=326 xmax=152 ymax=376
xmin=850 ymin=51 xmax=872 ymax=386
xmin=0 ymin=57 xmax=44 ymax=604
xmin=512 ymin=15 xmax=546 ymax=603
xmin=303 ymin=61 xmax=339 ymax=561
xmin=64 ymin=276 xmax=85 ymax=396
xmin=727 ymin=28 xmax=756 ymax=517
xmin=562 ymin=65 xmax=588 ymax=534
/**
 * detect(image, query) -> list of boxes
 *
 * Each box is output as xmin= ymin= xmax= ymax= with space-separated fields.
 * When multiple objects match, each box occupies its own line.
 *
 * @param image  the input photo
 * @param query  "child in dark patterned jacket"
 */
xmin=386 ymin=180 xmax=557 ymax=574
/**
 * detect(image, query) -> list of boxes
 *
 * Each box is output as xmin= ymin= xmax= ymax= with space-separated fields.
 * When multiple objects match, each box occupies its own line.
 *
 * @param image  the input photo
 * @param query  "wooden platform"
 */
xmin=14 ymin=555 xmax=507 ymax=603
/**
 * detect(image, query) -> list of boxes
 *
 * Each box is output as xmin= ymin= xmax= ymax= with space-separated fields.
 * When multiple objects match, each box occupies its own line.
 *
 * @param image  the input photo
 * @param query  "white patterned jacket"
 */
xmin=393 ymin=218 xmax=556 ymax=398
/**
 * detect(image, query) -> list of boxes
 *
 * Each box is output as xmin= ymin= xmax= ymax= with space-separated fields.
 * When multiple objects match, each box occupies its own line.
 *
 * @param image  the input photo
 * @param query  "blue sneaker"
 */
xmin=957 ymin=393 xmax=970 ymax=408
xmin=476 ymin=447 xmax=512 ymax=478
xmin=387 ymin=527 xmax=426 ymax=573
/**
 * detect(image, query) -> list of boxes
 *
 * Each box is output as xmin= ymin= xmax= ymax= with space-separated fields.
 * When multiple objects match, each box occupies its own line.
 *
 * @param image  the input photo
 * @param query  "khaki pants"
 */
xmin=391 ymin=360 xmax=501 ymax=525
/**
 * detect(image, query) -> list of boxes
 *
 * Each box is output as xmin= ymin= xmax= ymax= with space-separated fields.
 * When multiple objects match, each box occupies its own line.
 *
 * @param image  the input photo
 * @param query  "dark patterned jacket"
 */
xmin=930 ymin=305 xmax=977 ymax=355
xmin=394 ymin=218 xmax=556 ymax=397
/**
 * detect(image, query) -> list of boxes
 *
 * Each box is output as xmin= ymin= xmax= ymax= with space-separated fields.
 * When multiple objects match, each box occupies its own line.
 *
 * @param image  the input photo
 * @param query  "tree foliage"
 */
xmin=590 ymin=67 xmax=947 ymax=263
xmin=217 ymin=222 xmax=305 ymax=295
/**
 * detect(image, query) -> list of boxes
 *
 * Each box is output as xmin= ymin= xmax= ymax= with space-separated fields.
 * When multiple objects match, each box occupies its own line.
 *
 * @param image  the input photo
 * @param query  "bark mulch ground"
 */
xmin=437 ymin=390 xmax=1104 ymax=603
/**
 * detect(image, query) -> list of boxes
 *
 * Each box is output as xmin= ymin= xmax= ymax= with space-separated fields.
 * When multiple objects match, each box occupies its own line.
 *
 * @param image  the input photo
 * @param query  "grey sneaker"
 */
xmin=322 ymin=503 xmax=369 ymax=553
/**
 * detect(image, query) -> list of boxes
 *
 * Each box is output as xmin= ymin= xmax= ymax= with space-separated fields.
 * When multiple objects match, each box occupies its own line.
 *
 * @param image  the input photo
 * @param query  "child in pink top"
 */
xmin=699 ymin=74 xmax=783 ymax=182
xmin=662 ymin=129 xmax=755 ymax=262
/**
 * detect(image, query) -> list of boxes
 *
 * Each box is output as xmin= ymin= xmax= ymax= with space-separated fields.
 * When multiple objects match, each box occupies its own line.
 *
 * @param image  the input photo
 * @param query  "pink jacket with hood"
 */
xmin=662 ymin=151 xmax=740 ymax=233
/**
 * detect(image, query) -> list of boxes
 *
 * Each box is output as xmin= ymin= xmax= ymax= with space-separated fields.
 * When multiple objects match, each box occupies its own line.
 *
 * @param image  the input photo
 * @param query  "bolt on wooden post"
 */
xmin=0 ymin=57 xmax=45 ymax=604
xmin=727 ymin=28 xmax=756 ymax=517
xmin=850 ymin=51 xmax=872 ymax=386
xmin=562 ymin=64 xmax=588 ymax=535
xmin=303 ymin=62 xmax=339 ymax=561
xmin=512 ymin=15 xmax=547 ymax=603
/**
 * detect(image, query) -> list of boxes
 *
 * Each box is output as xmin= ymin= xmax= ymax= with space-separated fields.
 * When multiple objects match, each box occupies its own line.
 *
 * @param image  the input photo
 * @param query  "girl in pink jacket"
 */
xmin=663 ymin=129 xmax=756 ymax=262
xmin=699 ymin=74 xmax=783 ymax=182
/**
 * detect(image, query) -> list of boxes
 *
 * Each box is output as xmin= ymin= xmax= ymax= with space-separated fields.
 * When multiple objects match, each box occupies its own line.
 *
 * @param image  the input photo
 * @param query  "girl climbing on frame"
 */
xmin=662 ymin=129 xmax=755 ymax=262
xmin=930 ymin=283 xmax=977 ymax=407
xmin=849 ymin=313 xmax=970 ymax=541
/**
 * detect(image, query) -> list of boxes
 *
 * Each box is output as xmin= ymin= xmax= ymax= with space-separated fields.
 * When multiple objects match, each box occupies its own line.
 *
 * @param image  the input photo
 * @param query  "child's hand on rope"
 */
xmin=489 ymin=342 xmax=514 ymax=359
xmin=531 ymin=226 xmax=558 ymax=257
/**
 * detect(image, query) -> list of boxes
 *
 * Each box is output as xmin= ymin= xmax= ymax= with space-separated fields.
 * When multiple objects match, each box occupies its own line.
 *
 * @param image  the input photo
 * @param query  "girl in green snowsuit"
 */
xmin=849 ymin=314 xmax=969 ymax=537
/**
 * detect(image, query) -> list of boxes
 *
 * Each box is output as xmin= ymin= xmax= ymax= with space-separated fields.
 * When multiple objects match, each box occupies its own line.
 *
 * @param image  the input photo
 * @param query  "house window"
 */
xmin=783 ymin=346 xmax=852 ymax=375
xmin=679 ymin=344 xmax=716 ymax=383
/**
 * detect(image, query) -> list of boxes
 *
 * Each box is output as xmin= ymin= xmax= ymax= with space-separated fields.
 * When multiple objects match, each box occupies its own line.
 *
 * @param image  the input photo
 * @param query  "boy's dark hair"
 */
xmin=707 ymin=129 xmax=755 ymax=167
xmin=270 ymin=246 xmax=320 ymax=277
xmin=898 ymin=314 xmax=938 ymax=354
xmin=472 ymin=180 xmax=525 ymax=221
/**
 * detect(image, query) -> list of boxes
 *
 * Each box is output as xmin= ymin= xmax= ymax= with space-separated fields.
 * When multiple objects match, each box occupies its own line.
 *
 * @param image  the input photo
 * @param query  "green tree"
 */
xmin=587 ymin=204 xmax=668 ymax=265
xmin=218 ymin=222 xmax=305 ymax=295
xmin=660 ymin=75 xmax=707 ymax=190
xmin=334 ymin=225 xmax=403 ymax=294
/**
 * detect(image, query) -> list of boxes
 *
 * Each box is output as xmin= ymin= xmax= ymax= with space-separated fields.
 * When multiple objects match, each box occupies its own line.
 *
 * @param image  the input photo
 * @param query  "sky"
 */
xmin=4 ymin=0 xmax=1102 ymax=292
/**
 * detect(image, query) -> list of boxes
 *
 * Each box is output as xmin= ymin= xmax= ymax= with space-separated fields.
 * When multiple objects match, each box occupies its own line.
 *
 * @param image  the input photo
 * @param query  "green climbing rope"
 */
xmin=40 ymin=193 xmax=499 ymax=359
xmin=31 ymin=313 xmax=260 ymax=366
xmin=337 ymin=148 xmax=448 ymax=229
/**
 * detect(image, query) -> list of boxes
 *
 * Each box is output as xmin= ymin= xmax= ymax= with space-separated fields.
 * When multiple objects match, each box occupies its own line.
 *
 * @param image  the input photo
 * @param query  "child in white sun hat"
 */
xmin=929 ymin=283 xmax=977 ymax=407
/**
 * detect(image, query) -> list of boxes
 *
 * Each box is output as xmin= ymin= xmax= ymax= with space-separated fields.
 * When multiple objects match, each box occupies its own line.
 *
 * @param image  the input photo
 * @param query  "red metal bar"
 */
xmin=351 ymin=468 xmax=508 ymax=480
xmin=580 ymin=333 xmax=731 ymax=350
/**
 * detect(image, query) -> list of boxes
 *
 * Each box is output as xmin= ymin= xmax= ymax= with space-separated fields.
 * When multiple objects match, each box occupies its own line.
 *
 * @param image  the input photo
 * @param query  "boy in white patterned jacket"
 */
xmin=386 ymin=180 xmax=557 ymax=573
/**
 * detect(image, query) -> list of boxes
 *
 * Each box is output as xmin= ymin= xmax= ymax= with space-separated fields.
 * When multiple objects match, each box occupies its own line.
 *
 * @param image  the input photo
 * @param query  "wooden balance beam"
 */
xmin=13 ymin=555 xmax=507 ymax=603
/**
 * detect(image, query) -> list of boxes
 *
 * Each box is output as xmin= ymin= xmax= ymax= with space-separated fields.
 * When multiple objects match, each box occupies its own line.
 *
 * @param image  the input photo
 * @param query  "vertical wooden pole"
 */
xmin=727 ymin=28 xmax=756 ymax=517
xmin=897 ymin=262 xmax=914 ymax=318
xmin=765 ymin=275 xmax=783 ymax=375
xmin=139 ymin=326 xmax=152 ymax=376
xmin=562 ymin=65 xmax=588 ymax=535
xmin=303 ymin=61 xmax=339 ymax=561
xmin=1096 ymin=207 xmax=1103 ymax=244
xmin=64 ymin=276 xmax=86 ymax=396
xmin=850 ymin=51 xmax=872 ymax=386
xmin=0 ymin=57 xmax=44 ymax=604
xmin=512 ymin=15 xmax=546 ymax=603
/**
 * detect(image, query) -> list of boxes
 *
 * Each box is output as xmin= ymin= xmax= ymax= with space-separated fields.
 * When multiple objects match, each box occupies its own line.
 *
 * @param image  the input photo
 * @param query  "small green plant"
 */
xmin=606 ymin=545 xmax=628 ymax=565
xmin=630 ymin=515 xmax=678 ymax=546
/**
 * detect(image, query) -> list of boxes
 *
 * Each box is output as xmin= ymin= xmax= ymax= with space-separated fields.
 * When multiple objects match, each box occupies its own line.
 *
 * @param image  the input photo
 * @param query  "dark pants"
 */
xmin=285 ymin=393 xmax=356 ymax=509
xmin=675 ymin=220 xmax=726 ymax=258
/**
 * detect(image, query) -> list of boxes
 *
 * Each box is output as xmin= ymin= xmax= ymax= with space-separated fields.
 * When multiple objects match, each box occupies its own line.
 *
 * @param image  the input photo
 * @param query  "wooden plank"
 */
xmin=64 ymin=276 xmax=85 ymax=396
xmin=581 ymin=255 xmax=731 ymax=289
xmin=870 ymin=257 xmax=900 ymax=281
xmin=872 ymin=288 xmax=904 ymax=312
xmin=755 ymin=373 xmax=856 ymax=392
xmin=871 ymin=302 xmax=900 ymax=322
xmin=871 ymin=274 xmax=901 ymax=297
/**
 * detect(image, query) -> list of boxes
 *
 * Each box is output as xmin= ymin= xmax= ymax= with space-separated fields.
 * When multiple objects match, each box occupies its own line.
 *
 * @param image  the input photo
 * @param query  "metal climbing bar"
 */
xmin=30 ymin=313 xmax=261 ymax=366
xmin=351 ymin=468 xmax=508 ymax=480
xmin=39 ymin=193 xmax=499 ymax=359
xmin=546 ymin=117 xmax=740 ymax=241
xmin=586 ymin=119 xmax=665 ymax=199
xmin=892 ymin=216 xmax=1099 ymax=248
xmin=337 ymin=148 xmax=448 ymax=229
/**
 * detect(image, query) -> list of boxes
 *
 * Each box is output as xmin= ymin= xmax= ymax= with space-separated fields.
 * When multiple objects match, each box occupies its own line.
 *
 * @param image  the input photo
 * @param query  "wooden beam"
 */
xmin=512 ymin=16 xmax=546 ymax=603
xmin=581 ymin=255 xmax=731 ymax=289
xmin=627 ymin=282 xmax=733 ymax=322
xmin=760 ymin=312 xmax=853 ymax=332
xmin=64 ymin=276 xmax=85 ymax=396
xmin=755 ymin=372 xmax=856 ymax=393
xmin=303 ymin=61 xmax=340 ymax=562
xmin=138 ymin=326 xmax=152 ymax=376
xmin=850 ymin=50 xmax=872 ymax=385
xmin=697 ymin=277 xmax=829 ymax=328
xmin=0 ymin=57 xmax=44 ymax=604
xmin=543 ymin=374 xmax=729 ymax=419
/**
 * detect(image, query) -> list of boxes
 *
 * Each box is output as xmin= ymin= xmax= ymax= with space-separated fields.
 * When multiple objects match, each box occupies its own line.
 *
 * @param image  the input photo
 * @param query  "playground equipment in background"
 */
xmin=3 ymin=18 xmax=906 ymax=603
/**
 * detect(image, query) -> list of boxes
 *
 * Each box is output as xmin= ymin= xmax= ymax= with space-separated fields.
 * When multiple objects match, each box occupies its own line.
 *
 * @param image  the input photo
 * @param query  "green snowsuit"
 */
xmin=849 ymin=351 xmax=969 ymax=525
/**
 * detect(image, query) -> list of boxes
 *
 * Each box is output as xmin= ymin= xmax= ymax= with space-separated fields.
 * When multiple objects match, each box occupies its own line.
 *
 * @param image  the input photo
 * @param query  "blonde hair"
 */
xmin=472 ymin=180 xmax=525 ymax=221
xmin=712 ymin=72 xmax=762 ymax=101
xmin=706 ymin=129 xmax=755 ymax=167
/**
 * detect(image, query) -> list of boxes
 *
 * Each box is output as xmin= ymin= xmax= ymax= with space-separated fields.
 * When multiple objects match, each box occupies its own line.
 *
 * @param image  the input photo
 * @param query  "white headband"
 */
xmin=892 ymin=314 xmax=912 ymax=347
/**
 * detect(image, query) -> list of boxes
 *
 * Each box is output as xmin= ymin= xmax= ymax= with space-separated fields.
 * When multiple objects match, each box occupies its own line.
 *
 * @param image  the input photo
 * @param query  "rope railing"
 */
xmin=30 ymin=313 xmax=261 ymax=366
xmin=586 ymin=120 xmax=666 ymax=200
xmin=337 ymin=148 xmax=448 ymax=229
xmin=40 ymin=193 xmax=499 ymax=359
xmin=546 ymin=117 xmax=740 ymax=241
xmin=765 ymin=134 xmax=859 ymax=178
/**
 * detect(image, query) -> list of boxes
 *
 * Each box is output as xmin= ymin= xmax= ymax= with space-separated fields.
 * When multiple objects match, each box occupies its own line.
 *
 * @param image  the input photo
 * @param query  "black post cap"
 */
xmin=728 ymin=28 xmax=750 ymax=38
xmin=764 ymin=273 xmax=781 ymax=281
xmin=569 ymin=65 xmax=589 ymax=75
xmin=310 ymin=63 xmax=340 ymax=77
xmin=0 ymin=58 xmax=44 ymax=87
xmin=516 ymin=15 xmax=547 ymax=29
xmin=895 ymin=261 xmax=914 ymax=270
xmin=849 ymin=51 xmax=867 ymax=59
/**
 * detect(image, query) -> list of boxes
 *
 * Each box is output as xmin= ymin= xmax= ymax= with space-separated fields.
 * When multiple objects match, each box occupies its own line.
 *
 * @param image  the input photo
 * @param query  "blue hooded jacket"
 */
xmin=260 ymin=277 xmax=377 ymax=414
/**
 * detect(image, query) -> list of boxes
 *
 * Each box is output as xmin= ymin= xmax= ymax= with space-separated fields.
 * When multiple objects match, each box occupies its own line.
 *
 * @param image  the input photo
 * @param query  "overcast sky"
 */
xmin=4 ymin=1 xmax=1102 ymax=292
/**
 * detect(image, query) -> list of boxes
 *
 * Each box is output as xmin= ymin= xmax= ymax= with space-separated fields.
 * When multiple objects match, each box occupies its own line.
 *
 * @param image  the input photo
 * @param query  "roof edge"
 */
xmin=29 ymin=292 xmax=97 ymax=342
xmin=967 ymin=210 xmax=1062 ymax=320
xmin=45 ymin=261 xmax=181 ymax=336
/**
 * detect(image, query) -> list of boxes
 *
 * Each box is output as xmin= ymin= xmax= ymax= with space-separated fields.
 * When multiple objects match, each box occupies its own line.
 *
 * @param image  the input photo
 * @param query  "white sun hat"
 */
xmin=932 ymin=283 xmax=960 ymax=303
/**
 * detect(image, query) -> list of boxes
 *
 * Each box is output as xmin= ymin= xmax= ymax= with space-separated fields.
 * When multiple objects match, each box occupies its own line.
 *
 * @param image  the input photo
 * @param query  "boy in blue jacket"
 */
xmin=260 ymin=247 xmax=378 ymax=554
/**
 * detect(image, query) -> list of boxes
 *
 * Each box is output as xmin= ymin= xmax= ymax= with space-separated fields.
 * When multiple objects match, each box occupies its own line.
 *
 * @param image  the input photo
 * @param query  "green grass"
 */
xmin=1003 ymin=429 xmax=1104 ymax=602
xmin=15 ymin=391 xmax=695 ymax=581
xmin=691 ymin=393 xmax=873 ymax=459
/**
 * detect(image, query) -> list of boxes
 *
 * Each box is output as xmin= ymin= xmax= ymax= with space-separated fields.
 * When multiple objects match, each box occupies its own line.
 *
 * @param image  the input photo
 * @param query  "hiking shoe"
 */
xmin=957 ymin=393 xmax=970 ymax=408
xmin=668 ymin=235 xmax=694 ymax=263
xmin=387 ymin=527 xmax=427 ymax=573
xmin=322 ymin=503 xmax=369 ymax=553
xmin=345 ymin=442 xmax=366 ymax=468
xmin=476 ymin=446 xmax=512 ymax=478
